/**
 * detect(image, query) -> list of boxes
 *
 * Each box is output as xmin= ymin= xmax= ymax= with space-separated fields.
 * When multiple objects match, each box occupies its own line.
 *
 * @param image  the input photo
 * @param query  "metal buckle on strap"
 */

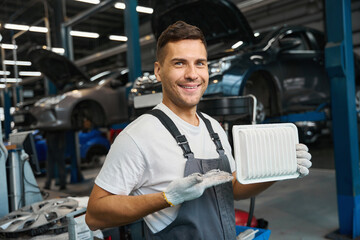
xmin=211 ymin=133 xmax=224 ymax=151
xmin=176 ymin=135 xmax=188 ymax=145
xmin=176 ymin=135 xmax=193 ymax=157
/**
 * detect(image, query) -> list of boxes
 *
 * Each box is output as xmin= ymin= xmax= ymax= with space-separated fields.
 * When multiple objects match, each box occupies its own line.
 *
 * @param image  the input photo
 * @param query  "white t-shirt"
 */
xmin=95 ymin=103 xmax=235 ymax=233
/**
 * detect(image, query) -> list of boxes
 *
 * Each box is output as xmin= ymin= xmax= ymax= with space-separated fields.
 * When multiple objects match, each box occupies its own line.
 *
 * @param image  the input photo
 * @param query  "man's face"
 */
xmin=154 ymin=39 xmax=209 ymax=111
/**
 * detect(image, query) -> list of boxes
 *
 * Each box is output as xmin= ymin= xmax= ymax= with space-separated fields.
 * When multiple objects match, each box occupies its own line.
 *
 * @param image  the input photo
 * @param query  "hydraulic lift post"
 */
xmin=325 ymin=0 xmax=360 ymax=238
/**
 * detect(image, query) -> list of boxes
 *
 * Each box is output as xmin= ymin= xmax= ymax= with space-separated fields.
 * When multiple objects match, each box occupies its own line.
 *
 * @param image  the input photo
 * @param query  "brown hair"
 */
xmin=156 ymin=21 xmax=207 ymax=63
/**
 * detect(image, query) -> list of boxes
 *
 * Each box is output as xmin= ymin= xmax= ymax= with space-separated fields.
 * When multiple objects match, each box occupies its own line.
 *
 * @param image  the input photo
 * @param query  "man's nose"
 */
xmin=184 ymin=65 xmax=199 ymax=80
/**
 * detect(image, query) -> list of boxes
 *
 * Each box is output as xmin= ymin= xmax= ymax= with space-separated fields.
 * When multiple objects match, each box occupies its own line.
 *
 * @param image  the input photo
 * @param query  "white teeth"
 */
xmin=182 ymin=86 xmax=197 ymax=89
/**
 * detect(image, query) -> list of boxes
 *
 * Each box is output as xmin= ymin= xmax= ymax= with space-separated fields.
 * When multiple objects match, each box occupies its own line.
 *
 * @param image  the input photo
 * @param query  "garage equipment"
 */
xmin=0 ymin=198 xmax=78 ymax=238
xmin=324 ymin=0 xmax=360 ymax=238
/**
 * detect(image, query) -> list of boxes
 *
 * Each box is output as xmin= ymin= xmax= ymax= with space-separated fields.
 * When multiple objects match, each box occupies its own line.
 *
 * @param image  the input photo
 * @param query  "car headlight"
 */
xmin=34 ymin=95 xmax=65 ymax=107
xmin=130 ymin=72 xmax=160 ymax=95
xmin=208 ymin=60 xmax=232 ymax=77
xmin=208 ymin=55 xmax=237 ymax=78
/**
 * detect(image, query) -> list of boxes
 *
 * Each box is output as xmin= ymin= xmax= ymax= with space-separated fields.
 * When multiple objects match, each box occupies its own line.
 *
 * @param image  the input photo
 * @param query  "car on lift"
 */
xmin=131 ymin=0 xmax=360 ymax=143
xmin=12 ymin=48 xmax=130 ymax=131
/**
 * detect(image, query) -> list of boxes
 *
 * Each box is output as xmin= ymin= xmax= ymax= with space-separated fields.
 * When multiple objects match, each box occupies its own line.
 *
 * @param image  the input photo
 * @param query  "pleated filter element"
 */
xmin=232 ymin=123 xmax=299 ymax=184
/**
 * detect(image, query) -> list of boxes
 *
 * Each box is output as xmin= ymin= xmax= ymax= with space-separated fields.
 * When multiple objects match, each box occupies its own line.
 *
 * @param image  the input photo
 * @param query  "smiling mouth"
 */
xmin=179 ymin=84 xmax=200 ymax=89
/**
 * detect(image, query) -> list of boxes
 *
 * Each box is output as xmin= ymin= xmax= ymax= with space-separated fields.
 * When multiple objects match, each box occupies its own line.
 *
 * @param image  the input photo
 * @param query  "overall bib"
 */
xmin=144 ymin=109 xmax=236 ymax=240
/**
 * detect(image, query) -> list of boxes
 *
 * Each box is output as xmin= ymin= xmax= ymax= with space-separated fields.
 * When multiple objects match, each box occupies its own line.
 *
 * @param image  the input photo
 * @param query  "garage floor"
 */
xmin=34 ymin=134 xmax=341 ymax=240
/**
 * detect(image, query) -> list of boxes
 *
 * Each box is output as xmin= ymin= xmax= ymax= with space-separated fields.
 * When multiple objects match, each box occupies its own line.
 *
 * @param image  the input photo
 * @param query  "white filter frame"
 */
xmin=232 ymin=123 xmax=299 ymax=184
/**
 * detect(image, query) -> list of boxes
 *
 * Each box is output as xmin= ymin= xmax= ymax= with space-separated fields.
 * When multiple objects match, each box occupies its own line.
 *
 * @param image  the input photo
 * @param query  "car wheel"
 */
xmin=355 ymin=87 xmax=360 ymax=120
xmin=242 ymin=75 xmax=272 ymax=123
xmin=83 ymin=144 xmax=108 ymax=168
xmin=71 ymin=101 xmax=106 ymax=130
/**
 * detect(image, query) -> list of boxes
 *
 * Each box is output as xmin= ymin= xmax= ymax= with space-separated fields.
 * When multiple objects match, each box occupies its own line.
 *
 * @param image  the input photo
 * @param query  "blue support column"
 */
xmin=325 ymin=0 xmax=360 ymax=238
xmin=124 ymin=0 xmax=142 ymax=97
xmin=3 ymin=89 xmax=12 ymax=140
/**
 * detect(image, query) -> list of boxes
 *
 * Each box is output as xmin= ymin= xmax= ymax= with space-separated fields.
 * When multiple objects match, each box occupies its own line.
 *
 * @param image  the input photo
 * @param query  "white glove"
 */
xmin=296 ymin=143 xmax=312 ymax=177
xmin=163 ymin=169 xmax=233 ymax=206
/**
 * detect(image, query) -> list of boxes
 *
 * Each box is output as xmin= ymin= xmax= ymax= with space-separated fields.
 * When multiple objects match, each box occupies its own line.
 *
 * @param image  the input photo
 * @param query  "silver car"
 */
xmin=12 ymin=49 xmax=129 ymax=131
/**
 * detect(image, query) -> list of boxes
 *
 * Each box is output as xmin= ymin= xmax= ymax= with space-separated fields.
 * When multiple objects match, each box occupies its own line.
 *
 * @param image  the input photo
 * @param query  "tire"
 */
xmin=242 ymin=74 xmax=273 ymax=123
xmin=83 ymin=144 xmax=108 ymax=168
xmin=355 ymin=87 xmax=360 ymax=120
xmin=71 ymin=101 xmax=105 ymax=130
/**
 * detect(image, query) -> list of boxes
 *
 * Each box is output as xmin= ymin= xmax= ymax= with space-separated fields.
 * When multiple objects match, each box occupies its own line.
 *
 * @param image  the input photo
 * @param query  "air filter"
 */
xmin=232 ymin=123 xmax=299 ymax=184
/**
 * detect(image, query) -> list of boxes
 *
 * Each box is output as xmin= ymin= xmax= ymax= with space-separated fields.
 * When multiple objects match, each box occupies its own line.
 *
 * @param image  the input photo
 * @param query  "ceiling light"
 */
xmin=4 ymin=23 xmax=29 ymax=31
xmin=136 ymin=6 xmax=153 ymax=14
xmin=0 ymin=84 xmax=6 ymax=88
xmin=114 ymin=3 xmax=153 ymax=14
xmin=3 ymin=60 xmax=32 ymax=66
xmin=231 ymin=41 xmax=244 ymax=49
xmin=70 ymin=30 xmax=99 ymax=38
xmin=109 ymin=35 xmax=128 ymax=41
xmin=51 ymin=47 xmax=65 ymax=54
xmin=0 ymin=78 xmax=22 ymax=83
xmin=0 ymin=44 xmax=18 ymax=49
xmin=114 ymin=2 xmax=125 ymax=9
xmin=19 ymin=71 xmax=42 ymax=77
xmin=0 ymin=71 xmax=10 ymax=75
xmin=29 ymin=26 xmax=48 ymax=33
xmin=75 ymin=0 xmax=100 ymax=4
xmin=254 ymin=32 xmax=260 ymax=37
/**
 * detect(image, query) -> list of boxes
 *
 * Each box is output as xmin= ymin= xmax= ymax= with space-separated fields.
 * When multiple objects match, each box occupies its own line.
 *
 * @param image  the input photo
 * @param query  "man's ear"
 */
xmin=154 ymin=61 xmax=162 ymax=82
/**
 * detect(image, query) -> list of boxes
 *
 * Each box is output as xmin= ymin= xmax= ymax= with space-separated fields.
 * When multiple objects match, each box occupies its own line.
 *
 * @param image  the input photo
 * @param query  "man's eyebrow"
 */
xmin=170 ymin=58 xmax=207 ymax=62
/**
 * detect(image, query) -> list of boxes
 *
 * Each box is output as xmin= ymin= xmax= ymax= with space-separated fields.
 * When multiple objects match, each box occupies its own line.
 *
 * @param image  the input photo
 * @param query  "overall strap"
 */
xmin=197 ymin=111 xmax=224 ymax=153
xmin=147 ymin=109 xmax=194 ymax=158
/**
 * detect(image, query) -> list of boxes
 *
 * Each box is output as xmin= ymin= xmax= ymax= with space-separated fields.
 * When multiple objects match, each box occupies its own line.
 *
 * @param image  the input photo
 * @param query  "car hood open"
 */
xmin=28 ymin=48 xmax=90 ymax=91
xmin=151 ymin=0 xmax=255 ymax=52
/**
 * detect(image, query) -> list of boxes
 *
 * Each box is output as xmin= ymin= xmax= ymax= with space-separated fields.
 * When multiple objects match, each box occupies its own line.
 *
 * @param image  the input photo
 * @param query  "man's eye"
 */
xmin=174 ymin=62 xmax=183 ymax=66
xmin=197 ymin=62 xmax=206 ymax=66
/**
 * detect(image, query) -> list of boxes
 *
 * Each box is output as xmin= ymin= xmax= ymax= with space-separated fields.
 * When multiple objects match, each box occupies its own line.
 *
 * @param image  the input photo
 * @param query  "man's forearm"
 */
xmin=232 ymin=172 xmax=274 ymax=200
xmin=85 ymin=186 xmax=170 ymax=230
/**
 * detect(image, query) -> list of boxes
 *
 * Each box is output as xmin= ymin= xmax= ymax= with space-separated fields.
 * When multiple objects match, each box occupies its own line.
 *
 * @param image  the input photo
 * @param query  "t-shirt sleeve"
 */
xmin=95 ymin=132 xmax=145 ymax=195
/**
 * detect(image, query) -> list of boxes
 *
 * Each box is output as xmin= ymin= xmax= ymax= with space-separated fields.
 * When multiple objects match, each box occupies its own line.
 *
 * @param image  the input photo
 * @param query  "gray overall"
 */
xmin=144 ymin=109 xmax=236 ymax=240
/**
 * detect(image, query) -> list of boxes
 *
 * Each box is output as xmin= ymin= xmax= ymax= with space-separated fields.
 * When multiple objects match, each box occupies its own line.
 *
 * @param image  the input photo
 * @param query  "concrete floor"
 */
xmin=32 ymin=133 xmax=346 ymax=240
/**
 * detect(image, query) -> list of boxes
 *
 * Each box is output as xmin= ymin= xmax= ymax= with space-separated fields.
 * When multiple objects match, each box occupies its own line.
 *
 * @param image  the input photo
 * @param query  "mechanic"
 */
xmin=85 ymin=21 xmax=312 ymax=239
xmin=43 ymin=130 xmax=67 ymax=190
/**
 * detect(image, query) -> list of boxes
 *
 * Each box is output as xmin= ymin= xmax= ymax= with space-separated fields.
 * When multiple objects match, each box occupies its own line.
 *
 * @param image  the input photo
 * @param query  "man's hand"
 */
xmin=163 ymin=169 xmax=233 ymax=206
xmin=296 ymin=143 xmax=312 ymax=177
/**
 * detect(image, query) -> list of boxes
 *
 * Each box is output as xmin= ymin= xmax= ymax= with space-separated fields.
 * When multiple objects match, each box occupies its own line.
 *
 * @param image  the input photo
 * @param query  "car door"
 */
xmin=276 ymin=29 xmax=330 ymax=113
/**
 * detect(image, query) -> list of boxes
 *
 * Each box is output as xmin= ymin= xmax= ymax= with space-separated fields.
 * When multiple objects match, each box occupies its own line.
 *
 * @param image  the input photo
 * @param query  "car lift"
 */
xmin=324 ymin=0 xmax=360 ymax=238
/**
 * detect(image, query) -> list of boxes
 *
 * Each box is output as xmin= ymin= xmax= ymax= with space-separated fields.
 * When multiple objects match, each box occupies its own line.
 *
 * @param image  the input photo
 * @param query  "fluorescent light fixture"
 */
xmin=254 ymin=32 xmax=260 ymax=37
xmin=3 ymin=60 xmax=32 ymax=66
xmin=109 ymin=35 xmax=128 ymax=41
xmin=0 ymin=44 xmax=18 ymax=49
xmin=0 ymin=78 xmax=22 ymax=83
xmin=70 ymin=30 xmax=99 ymax=38
xmin=231 ymin=41 xmax=244 ymax=49
xmin=75 ymin=0 xmax=100 ymax=4
xmin=29 ymin=26 xmax=48 ymax=33
xmin=136 ymin=6 xmax=153 ymax=14
xmin=0 ymin=71 xmax=10 ymax=75
xmin=4 ymin=23 xmax=29 ymax=31
xmin=114 ymin=3 xmax=153 ymax=14
xmin=19 ymin=71 xmax=42 ymax=77
xmin=4 ymin=23 xmax=48 ymax=33
xmin=51 ymin=47 xmax=65 ymax=54
xmin=114 ymin=2 xmax=125 ymax=9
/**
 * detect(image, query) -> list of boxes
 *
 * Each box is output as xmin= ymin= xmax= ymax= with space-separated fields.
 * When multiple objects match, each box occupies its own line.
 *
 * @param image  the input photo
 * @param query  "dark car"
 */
xmin=12 ymin=48 xmax=130 ymax=131
xmin=131 ymin=0 xmax=360 ymax=143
